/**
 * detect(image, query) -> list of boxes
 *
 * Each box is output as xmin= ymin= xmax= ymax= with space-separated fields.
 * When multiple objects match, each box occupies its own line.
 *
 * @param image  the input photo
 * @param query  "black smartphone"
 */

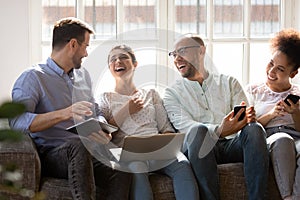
xmin=284 ymin=94 xmax=300 ymax=106
xmin=233 ymin=105 xmax=246 ymax=121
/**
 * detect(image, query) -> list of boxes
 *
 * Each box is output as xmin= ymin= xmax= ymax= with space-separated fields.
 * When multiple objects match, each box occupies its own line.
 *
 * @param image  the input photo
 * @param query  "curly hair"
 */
xmin=270 ymin=28 xmax=300 ymax=71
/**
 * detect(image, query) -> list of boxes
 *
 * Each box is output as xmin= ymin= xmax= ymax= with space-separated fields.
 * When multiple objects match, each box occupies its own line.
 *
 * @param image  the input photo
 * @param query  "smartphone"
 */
xmin=233 ymin=105 xmax=246 ymax=121
xmin=284 ymin=94 xmax=300 ymax=106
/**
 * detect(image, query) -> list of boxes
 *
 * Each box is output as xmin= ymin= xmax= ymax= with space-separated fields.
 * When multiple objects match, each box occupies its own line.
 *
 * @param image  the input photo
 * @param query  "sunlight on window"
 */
xmin=213 ymin=44 xmax=243 ymax=84
xmin=41 ymin=0 xmax=284 ymax=89
xmin=249 ymin=43 xmax=270 ymax=84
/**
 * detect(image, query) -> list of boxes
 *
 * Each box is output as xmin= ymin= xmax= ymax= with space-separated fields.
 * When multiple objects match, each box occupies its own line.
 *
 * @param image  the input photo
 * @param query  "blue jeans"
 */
xmin=184 ymin=123 xmax=269 ymax=200
xmin=40 ymin=137 xmax=132 ymax=200
xmin=130 ymin=155 xmax=199 ymax=200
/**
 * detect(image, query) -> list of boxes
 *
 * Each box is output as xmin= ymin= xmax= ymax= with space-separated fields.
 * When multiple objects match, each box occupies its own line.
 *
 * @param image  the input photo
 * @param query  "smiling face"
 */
xmin=73 ymin=31 xmax=90 ymax=69
xmin=171 ymin=37 xmax=203 ymax=80
xmin=174 ymin=39 xmax=197 ymax=78
xmin=266 ymin=50 xmax=298 ymax=92
xmin=108 ymin=48 xmax=137 ymax=81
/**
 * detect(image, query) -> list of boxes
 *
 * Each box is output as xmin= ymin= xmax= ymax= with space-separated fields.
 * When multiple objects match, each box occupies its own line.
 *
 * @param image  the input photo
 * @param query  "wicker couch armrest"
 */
xmin=0 ymin=133 xmax=41 ymax=194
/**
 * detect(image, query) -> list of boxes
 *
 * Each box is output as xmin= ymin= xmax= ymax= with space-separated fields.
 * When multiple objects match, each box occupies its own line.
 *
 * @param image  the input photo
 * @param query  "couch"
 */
xmin=0 ymin=133 xmax=282 ymax=200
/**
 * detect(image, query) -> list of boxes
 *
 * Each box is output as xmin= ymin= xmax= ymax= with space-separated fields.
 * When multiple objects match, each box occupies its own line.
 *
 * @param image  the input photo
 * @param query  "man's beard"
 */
xmin=74 ymin=64 xmax=82 ymax=69
xmin=73 ymin=56 xmax=82 ymax=69
xmin=182 ymin=65 xmax=196 ymax=78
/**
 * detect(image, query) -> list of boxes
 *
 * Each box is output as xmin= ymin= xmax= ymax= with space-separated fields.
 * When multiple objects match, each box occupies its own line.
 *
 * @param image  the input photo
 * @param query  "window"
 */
xmin=40 ymin=0 xmax=287 ymax=91
xmin=173 ymin=0 xmax=281 ymax=84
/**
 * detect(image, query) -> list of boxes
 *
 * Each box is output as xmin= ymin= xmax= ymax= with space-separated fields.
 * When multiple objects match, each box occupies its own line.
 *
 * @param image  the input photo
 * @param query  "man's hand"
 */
xmin=88 ymin=130 xmax=112 ymax=144
xmin=218 ymin=109 xmax=248 ymax=138
xmin=218 ymin=102 xmax=257 ymax=137
xmin=66 ymin=101 xmax=94 ymax=121
xmin=29 ymin=101 xmax=94 ymax=133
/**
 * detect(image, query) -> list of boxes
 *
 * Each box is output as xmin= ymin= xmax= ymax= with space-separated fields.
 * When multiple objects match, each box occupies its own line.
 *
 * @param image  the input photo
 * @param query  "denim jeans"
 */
xmin=40 ymin=137 xmax=132 ymax=200
xmin=184 ymin=123 xmax=269 ymax=200
xmin=130 ymin=154 xmax=199 ymax=200
xmin=266 ymin=128 xmax=300 ymax=200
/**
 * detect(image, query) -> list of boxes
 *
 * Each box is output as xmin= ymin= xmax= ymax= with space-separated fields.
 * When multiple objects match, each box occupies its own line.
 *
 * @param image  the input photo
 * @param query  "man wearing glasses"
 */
xmin=163 ymin=34 xmax=269 ymax=200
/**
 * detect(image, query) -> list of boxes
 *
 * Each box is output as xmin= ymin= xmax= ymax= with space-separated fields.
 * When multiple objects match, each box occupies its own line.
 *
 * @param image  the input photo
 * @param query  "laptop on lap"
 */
xmin=109 ymin=133 xmax=185 ymax=162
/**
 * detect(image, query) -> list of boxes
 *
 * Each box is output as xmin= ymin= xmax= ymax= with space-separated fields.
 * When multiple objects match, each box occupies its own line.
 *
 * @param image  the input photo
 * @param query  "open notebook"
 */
xmin=109 ymin=133 xmax=185 ymax=162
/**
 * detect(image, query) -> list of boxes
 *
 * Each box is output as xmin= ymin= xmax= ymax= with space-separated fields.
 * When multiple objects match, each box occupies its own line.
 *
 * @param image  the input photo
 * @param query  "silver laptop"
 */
xmin=110 ymin=133 xmax=185 ymax=162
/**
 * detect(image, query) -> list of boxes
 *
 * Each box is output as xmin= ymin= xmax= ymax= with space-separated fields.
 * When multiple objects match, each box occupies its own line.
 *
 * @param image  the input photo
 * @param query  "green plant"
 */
xmin=0 ymin=101 xmax=45 ymax=199
xmin=0 ymin=101 xmax=25 ymax=200
xmin=0 ymin=101 xmax=46 ymax=199
xmin=0 ymin=101 xmax=25 ymax=142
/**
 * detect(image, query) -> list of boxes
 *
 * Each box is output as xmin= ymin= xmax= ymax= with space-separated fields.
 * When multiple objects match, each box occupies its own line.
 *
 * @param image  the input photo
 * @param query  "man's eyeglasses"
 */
xmin=109 ymin=54 xmax=130 ymax=64
xmin=168 ymin=46 xmax=200 ymax=58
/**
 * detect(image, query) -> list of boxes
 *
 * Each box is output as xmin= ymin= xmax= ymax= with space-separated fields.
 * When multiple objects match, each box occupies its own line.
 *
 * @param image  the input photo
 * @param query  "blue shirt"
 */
xmin=9 ymin=57 xmax=99 ymax=153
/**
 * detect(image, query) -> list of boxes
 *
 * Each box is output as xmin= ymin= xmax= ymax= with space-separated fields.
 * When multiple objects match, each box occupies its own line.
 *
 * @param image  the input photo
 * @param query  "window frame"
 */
xmin=30 ymin=0 xmax=297 ymax=87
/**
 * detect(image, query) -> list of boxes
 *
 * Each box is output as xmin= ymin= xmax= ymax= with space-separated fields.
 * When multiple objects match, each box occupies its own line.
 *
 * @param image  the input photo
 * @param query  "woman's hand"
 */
xmin=268 ymin=102 xmax=286 ymax=118
xmin=108 ymin=96 xmax=144 ymax=127
xmin=281 ymin=99 xmax=300 ymax=115
xmin=128 ymin=96 xmax=144 ymax=115
xmin=281 ymin=99 xmax=300 ymax=131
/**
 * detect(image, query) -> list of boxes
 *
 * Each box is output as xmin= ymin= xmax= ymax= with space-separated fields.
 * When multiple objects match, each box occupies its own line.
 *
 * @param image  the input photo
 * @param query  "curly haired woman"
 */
xmin=246 ymin=28 xmax=300 ymax=200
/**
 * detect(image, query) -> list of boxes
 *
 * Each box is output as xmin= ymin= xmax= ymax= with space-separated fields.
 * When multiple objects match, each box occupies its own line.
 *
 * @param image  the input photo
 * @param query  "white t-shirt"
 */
xmin=98 ymin=88 xmax=174 ymax=136
xmin=246 ymin=83 xmax=300 ymax=128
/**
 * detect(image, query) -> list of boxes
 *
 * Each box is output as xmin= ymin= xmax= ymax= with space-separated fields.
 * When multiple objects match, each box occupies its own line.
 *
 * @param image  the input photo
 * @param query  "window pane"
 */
xmin=250 ymin=0 xmax=280 ymax=37
xmin=214 ymin=0 xmax=243 ymax=37
xmin=134 ymin=49 xmax=157 ymax=88
xmin=175 ymin=0 xmax=207 ymax=35
xmin=84 ymin=0 xmax=116 ymax=39
xmin=249 ymin=43 xmax=270 ymax=84
xmin=42 ymin=0 xmax=76 ymax=41
xmin=123 ymin=0 xmax=157 ymax=31
xmin=213 ymin=44 xmax=243 ymax=83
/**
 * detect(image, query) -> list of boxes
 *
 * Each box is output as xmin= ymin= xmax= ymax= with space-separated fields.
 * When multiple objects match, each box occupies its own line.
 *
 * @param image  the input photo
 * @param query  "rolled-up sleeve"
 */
xmin=9 ymin=72 xmax=39 ymax=133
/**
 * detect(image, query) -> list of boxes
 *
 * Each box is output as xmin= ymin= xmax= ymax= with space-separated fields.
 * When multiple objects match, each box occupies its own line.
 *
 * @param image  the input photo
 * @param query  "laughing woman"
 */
xmin=246 ymin=29 xmax=300 ymax=200
xmin=97 ymin=45 xmax=199 ymax=200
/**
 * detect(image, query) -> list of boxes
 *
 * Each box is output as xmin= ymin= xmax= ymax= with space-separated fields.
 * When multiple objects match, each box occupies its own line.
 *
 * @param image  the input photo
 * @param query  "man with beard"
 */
xmin=163 ymin=34 xmax=269 ymax=200
xmin=9 ymin=17 xmax=131 ymax=200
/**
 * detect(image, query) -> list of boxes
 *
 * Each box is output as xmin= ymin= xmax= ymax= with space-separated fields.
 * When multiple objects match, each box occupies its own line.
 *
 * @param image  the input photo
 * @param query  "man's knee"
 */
xmin=242 ymin=122 xmax=266 ymax=141
xmin=186 ymin=124 xmax=208 ymax=145
xmin=239 ymin=123 xmax=268 ymax=156
xmin=185 ymin=124 xmax=217 ymax=159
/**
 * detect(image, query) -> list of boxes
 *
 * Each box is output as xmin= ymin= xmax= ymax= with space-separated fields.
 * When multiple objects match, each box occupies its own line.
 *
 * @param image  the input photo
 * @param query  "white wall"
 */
xmin=296 ymin=0 xmax=300 ymax=30
xmin=0 ymin=0 xmax=30 ymax=103
xmin=1 ymin=0 xmax=300 ymax=104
